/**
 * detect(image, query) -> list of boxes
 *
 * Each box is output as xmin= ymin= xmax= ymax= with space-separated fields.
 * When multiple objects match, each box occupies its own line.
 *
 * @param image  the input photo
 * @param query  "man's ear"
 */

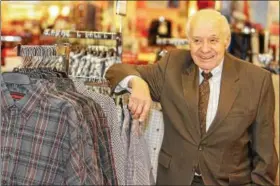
xmin=225 ymin=35 xmax=231 ymax=49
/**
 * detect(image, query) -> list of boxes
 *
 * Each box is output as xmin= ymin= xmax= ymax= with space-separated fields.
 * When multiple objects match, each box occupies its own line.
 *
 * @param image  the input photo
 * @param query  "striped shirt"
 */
xmin=1 ymin=78 xmax=102 ymax=185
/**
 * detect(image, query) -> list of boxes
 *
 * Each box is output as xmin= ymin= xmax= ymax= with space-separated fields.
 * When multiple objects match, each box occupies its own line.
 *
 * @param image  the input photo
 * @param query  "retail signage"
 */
xmin=156 ymin=37 xmax=188 ymax=46
xmin=116 ymin=0 xmax=127 ymax=16
xmin=43 ymin=29 xmax=118 ymax=40
xmin=44 ymin=29 xmax=70 ymax=38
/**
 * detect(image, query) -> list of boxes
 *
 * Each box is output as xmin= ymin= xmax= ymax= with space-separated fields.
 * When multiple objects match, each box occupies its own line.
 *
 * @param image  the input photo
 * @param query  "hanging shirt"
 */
xmin=0 ymin=77 xmax=102 ymax=185
xmin=47 ymin=87 xmax=103 ymax=184
xmin=121 ymin=94 xmax=164 ymax=183
xmin=61 ymin=91 xmax=117 ymax=185
xmin=73 ymin=80 xmax=125 ymax=185
xmin=122 ymin=104 xmax=155 ymax=185
xmin=47 ymin=80 xmax=117 ymax=185
xmin=143 ymin=107 xmax=164 ymax=181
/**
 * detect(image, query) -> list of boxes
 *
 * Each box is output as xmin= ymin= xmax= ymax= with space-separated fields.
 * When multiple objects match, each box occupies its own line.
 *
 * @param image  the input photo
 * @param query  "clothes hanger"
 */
xmin=2 ymin=72 xmax=31 ymax=85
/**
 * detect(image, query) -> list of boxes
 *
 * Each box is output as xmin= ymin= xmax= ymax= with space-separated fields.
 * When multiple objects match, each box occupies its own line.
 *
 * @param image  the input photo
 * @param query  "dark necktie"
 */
xmin=199 ymin=71 xmax=212 ymax=137
xmin=195 ymin=71 xmax=212 ymax=176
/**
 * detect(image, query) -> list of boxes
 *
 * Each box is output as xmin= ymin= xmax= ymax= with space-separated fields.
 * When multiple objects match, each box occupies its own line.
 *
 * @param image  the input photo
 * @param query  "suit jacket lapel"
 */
xmin=182 ymin=62 xmax=201 ymax=140
xmin=202 ymin=53 xmax=240 ymax=140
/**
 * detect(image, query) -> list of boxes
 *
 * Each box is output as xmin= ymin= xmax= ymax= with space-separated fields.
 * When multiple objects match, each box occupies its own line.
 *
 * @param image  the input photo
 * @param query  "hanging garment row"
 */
xmin=20 ymin=56 xmax=66 ymax=72
xmin=17 ymin=45 xmax=57 ymax=56
xmin=1 ymin=70 xmax=118 ymax=185
xmin=1 ymin=56 xmax=165 ymax=185
xmin=69 ymin=46 xmax=120 ymax=78
xmin=16 ymin=44 xmax=120 ymax=79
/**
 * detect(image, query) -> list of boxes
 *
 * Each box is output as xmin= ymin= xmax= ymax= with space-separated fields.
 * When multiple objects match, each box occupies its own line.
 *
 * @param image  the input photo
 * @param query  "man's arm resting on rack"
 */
xmin=106 ymin=52 xmax=170 ymax=121
xmin=114 ymin=75 xmax=152 ymax=122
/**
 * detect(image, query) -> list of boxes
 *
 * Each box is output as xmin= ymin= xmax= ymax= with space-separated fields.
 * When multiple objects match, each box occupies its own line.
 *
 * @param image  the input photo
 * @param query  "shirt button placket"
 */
xmin=9 ymin=106 xmax=18 ymax=135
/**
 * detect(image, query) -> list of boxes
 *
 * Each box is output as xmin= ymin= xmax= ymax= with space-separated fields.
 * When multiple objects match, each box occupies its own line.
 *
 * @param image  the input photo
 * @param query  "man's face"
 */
xmin=189 ymin=20 xmax=230 ymax=72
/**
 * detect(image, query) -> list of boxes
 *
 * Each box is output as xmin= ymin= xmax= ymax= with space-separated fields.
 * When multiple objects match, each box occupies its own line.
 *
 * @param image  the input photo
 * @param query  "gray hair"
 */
xmin=186 ymin=9 xmax=231 ymax=40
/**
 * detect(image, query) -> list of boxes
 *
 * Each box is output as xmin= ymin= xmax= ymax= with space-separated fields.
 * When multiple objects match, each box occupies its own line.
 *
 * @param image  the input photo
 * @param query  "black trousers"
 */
xmin=191 ymin=176 xmax=205 ymax=186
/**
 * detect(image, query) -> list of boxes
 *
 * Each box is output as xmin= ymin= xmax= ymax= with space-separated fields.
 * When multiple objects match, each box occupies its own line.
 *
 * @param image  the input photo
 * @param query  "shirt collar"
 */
xmin=1 ymin=76 xmax=49 ymax=120
xmin=199 ymin=58 xmax=224 ymax=81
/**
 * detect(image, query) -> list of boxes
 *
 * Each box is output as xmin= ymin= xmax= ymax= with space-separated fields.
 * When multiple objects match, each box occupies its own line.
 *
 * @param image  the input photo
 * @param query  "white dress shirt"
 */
xmin=199 ymin=60 xmax=223 ymax=131
xmin=115 ymin=75 xmax=135 ymax=93
xmin=115 ymin=60 xmax=224 ymax=131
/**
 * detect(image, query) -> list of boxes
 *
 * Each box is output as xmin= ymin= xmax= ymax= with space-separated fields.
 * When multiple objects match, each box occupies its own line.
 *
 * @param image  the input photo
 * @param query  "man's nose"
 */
xmin=201 ymin=42 xmax=211 ymax=53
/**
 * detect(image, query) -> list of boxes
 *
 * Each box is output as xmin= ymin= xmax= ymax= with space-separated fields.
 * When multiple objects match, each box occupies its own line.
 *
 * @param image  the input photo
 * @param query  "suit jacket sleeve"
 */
xmin=105 ymin=52 xmax=170 ymax=101
xmin=251 ymin=73 xmax=278 ymax=184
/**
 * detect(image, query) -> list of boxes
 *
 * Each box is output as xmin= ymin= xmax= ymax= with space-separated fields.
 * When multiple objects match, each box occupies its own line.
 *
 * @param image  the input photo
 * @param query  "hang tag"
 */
xmin=10 ymin=92 xmax=25 ymax=100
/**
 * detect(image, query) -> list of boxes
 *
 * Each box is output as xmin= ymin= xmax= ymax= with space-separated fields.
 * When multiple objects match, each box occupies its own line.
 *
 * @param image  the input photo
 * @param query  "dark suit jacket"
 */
xmin=105 ymin=50 xmax=278 ymax=185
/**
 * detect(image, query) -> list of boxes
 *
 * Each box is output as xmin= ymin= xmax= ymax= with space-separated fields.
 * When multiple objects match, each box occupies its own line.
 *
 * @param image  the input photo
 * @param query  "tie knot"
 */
xmin=201 ymin=71 xmax=212 ymax=80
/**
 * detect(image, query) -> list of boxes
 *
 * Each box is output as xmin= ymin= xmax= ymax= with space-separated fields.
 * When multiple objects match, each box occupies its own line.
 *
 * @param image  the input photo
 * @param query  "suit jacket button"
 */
xmin=198 ymin=145 xmax=203 ymax=151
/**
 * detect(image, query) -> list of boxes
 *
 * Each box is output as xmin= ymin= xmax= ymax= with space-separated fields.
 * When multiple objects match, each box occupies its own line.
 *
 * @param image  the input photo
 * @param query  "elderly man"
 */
xmin=105 ymin=9 xmax=278 ymax=185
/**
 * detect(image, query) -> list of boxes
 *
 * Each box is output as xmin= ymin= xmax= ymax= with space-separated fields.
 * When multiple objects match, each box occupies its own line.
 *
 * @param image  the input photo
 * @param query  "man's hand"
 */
xmin=128 ymin=76 xmax=152 ymax=122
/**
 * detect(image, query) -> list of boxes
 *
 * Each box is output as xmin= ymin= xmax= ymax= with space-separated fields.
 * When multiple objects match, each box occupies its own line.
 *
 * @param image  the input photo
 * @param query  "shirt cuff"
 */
xmin=114 ymin=75 xmax=138 ymax=93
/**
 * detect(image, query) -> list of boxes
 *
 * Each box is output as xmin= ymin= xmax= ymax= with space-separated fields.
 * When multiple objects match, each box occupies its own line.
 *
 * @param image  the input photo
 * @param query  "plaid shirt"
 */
xmin=121 ymin=105 xmax=154 ymax=185
xmin=74 ymin=80 xmax=125 ymax=185
xmin=1 ymin=78 xmax=102 ymax=185
xmin=143 ymin=109 xmax=164 ymax=181
xmin=60 ymin=91 xmax=117 ymax=185
xmin=119 ymin=94 xmax=164 ymax=184
xmin=48 ymin=89 xmax=103 ymax=184
xmin=46 ymin=78 xmax=117 ymax=185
